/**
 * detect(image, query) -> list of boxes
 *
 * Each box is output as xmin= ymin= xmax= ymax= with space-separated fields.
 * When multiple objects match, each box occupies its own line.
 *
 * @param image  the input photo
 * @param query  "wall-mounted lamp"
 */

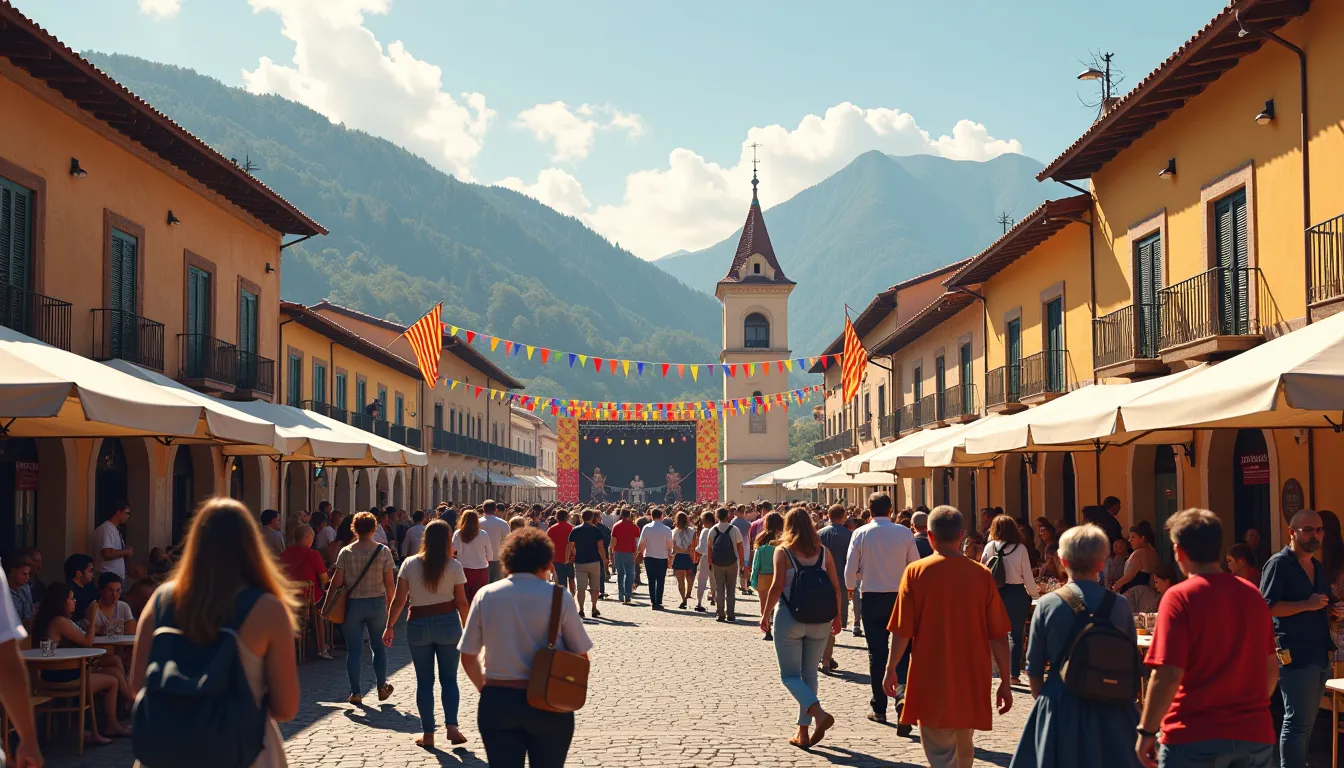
xmin=1157 ymin=158 xmax=1177 ymax=178
xmin=1255 ymin=98 xmax=1276 ymax=125
xmin=69 ymin=158 xmax=88 ymax=178
xmin=166 ymin=210 xmax=182 ymax=226
xmin=265 ymin=262 xmax=276 ymax=274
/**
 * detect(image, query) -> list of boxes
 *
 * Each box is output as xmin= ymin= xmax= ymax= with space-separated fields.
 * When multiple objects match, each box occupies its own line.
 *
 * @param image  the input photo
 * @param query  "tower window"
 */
xmin=753 ymin=263 xmax=761 ymax=274
xmin=744 ymin=312 xmax=770 ymax=348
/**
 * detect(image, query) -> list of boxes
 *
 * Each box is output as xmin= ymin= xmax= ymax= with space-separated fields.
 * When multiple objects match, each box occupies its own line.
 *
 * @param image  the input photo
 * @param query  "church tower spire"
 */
xmin=716 ymin=159 xmax=795 ymax=503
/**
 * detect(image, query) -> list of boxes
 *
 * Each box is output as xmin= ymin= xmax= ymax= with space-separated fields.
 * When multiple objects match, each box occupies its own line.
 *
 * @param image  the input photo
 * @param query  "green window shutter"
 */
xmin=395 ymin=394 xmax=404 ymax=426
xmin=1136 ymin=233 xmax=1162 ymax=357
xmin=1 ymin=178 xmax=33 ymax=291
xmin=1215 ymin=190 xmax=1249 ymax=334
xmin=334 ymin=373 xmax=347 ymax=411
xmin=238 ymin=290 xmax=257 ymax=356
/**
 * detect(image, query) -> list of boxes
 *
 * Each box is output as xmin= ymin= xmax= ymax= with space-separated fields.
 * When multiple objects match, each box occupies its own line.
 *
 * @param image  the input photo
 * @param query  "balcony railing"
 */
xmin=1159 ymin=267 xmax=1265 ymax=351
xmin=812 ymin=430 xmax=853 ymax=457
xmin=300 ymin=400 xmax=338 ymax=419
xmin=1 ymin=284 xmax=71 ymax=350
xmin=91 ymin=308 xmax=164 ymax=371
xmin=1309 ymin=213 xmax=1344 ymax=306
xmin=177 ymin=333 xmax=236 ymax=388
xmin=919 ymin=393 xmax=941 ymax=426
xmin=1021 ymin=349 xmax=1070 ymax=400
xmin=857 ymin=421 xmax=872 ymax=441
xmin=307 ymin=403 xmax=423 ymax=451
xmin=943 ymin=383 xmax=977 ymax=420
xmin=879 ymin=412 xmax=900 ymax=440
xmin=986 ymin=365 xmax=1021 ymax=409
xmin=430 ymin=429 xmax=533 ymax=466
xmin=235 ymin=351 xmax=275 ymax=397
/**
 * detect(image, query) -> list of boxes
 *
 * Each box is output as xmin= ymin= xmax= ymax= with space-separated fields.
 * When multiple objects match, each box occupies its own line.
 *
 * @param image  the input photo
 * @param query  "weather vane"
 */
xmin=749 ymin=142 xmax=761 ymax=176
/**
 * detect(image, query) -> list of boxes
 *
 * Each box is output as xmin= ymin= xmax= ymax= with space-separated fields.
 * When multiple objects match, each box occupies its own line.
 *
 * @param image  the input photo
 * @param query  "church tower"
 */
xmin=717 ymin=170 xmax=795 ymax=502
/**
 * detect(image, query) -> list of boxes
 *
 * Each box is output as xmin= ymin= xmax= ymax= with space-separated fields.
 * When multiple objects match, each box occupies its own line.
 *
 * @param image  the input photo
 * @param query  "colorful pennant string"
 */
xmin=437 ymin=379 xmax=824 ymax=421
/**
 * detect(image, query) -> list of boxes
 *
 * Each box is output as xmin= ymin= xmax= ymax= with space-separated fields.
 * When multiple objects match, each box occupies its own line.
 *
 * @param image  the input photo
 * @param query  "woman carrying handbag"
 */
xmin=324 ymin=512 xmax=394 ymax=705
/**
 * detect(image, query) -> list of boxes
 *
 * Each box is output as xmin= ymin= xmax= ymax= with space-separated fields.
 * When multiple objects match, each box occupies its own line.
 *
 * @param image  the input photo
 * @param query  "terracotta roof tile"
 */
xmin=944 ymin=195 xmax=1091 ymax=287
xmin=719 ymin=179 xmax=793 ymax=285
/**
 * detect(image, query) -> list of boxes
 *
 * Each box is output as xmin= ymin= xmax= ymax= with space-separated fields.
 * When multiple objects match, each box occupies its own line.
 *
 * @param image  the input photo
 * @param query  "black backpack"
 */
xmin=133 ymin=585 xmax=268 ymax=768
xmin=1056 ymin=584 xmax=1142 ymax=705
xmin=710 ymin=525 xmax=738 ymax=567
xmin=783 ymin=548 xmax=838 ymax=624
xmin=986 ymin=542 xmax=1016 ymax=588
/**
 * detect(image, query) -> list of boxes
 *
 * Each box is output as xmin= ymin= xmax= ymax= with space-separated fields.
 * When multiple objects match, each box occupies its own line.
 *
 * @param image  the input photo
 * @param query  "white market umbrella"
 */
xmin=742 ymin=460 xmax=822 ymax=487
xmin=1121 ymin=311 xmax=1344 ymax=432
xmin=817 ymin=471 xmax=900 ymax=489
xmin=867 ymin=421 xmax=988 ymax=473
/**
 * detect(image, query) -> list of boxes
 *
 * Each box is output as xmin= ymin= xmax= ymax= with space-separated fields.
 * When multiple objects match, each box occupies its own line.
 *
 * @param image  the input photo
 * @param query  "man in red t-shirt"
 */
xmin=611 ymin=509 xmax=641 ymax=604
xmin=280 ymin=524 xmax=332 ymax=659
xmin=1138 ymin=508 xmax=1277 ymax=767
xmin=548 ymin=513 xmax=575 ymax=593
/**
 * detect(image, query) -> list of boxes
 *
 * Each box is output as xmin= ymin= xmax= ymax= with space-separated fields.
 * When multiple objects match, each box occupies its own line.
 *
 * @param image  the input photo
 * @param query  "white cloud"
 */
xmin=242 ymin=0 xmax=493 ymax=180
xmin=138 ymin=0 xmax=181 ymax=18
xmin=515 ymin=101 xmax=644 ymax=162
xmin=497 ymin=102 xmax=1023 ymax=259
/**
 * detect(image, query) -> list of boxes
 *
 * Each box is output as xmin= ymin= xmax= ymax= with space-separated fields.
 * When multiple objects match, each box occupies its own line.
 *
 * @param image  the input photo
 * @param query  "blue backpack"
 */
xmin=132 ymin=585 xmax=267 ymax=768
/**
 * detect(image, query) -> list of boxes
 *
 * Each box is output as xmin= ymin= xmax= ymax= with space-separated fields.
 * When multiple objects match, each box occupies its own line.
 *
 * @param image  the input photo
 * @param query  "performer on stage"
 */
xmin=630 ymin=475 xmax=646 ymax=504
xmin=665 ymin=465 xmax=682 ymax=503
xmin=590 ymin=467 xmax=607 ymax=502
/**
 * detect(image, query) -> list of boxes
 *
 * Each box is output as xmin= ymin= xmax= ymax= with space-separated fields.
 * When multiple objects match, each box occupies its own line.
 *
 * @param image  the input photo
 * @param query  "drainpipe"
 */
xmin=1240 ymin=15 xmax=1314 ymax=506
xmin=1058 ymin=180 xmax=1099 ymax=387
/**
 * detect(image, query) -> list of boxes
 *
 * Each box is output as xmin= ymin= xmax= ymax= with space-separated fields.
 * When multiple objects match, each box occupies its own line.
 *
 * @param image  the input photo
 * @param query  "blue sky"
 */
xmin=15 ymin=0 xmax=1227 ymax=257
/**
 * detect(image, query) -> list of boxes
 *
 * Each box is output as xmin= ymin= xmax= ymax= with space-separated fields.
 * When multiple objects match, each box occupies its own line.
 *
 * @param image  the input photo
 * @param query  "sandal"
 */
xmin=378 ymin=683 xmax=394 ymax=701
xmin=348 ymin=694 xmax=363 ymax=706
xmin=788 ymin=736 xmax=809 ymax=748
xmin=809 ymin=711 xmax=835 ymax=746
xmin=445 ymin=727 xmax=469 ymax=745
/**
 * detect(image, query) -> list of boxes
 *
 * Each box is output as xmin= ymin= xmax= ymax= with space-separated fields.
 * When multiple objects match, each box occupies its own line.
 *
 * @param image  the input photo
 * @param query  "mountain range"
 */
xmin=656 ymin=151 xmax=1068 ymax=355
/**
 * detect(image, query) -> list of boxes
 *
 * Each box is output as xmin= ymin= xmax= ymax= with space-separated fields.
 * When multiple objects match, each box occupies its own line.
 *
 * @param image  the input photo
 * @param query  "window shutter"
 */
xmin=1233 ymin=193 xmax=1250 ymax=333
xmin=1 ymin=180 xmax=32 ymax=291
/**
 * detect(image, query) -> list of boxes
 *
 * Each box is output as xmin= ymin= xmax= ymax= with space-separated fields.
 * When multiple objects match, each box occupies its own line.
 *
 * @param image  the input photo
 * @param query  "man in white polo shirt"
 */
xmin=636 ymin=508 xmax=675 ymax=610
xmin=479 ymin=499 xmax=511 ymax=583
xmin=95 ymin=503 xmax=133 ymax=578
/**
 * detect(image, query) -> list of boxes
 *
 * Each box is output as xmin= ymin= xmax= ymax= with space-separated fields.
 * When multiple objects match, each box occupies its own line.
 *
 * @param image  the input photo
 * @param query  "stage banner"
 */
xmin=695 ymin=418 xmax=719 ymax=503
xmin=557 ymin=417 xmax=580 ymax=503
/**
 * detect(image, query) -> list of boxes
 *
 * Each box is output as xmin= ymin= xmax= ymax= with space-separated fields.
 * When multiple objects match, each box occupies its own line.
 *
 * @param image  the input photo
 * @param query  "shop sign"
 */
xmin=1239 ymin=451 xmax=1270 ymax=485
xmin=14 ymin=462 xmax=39 ymax=491
xmin=1281 ymin=478 xmax=1305 ymax=522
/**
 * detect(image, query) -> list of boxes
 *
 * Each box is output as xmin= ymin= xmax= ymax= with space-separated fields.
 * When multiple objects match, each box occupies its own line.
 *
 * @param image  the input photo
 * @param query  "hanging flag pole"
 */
xmin=401 ymin=302 xmax=443 ymax=388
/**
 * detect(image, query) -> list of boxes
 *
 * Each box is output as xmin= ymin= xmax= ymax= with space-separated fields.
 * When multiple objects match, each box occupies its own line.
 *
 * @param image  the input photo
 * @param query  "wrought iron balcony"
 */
xmin=812 ymin=429 xmax=853 ymax=457
xmin=1093 ymin=303 xmax=1169 ymax=378
xmin=300 ymin=399 xmax=339 ymax=419
xmin=1 ymin=284 xmax=71 ymax=350
xmin=919 ymin=393 xmax=940 ymax=426
xmin=878 ymin=412 xmax=900 ymax=440
xmin=898 ymin=402 xmax=918 ymax=433
xmin=1309 ymin=213 xmax=1344 ymax=308
xmin=177 ymin=333 xmax=236 ymax=392
xmin=1021 ymin=350 xmax=1070 ymax=401
xmin=857 ymin=421 xmax=872 ymax=441
xmin=234 ymin=351 xmax=275 ymax=398
xmin=943 ymin=383 xmax=977 ymax=422
xmin=1158 ymin=267 xmax=1267 ymax=361
xmin=986 ymin=365 xmax=1022 ymax=412
xmin=431 ymin=429 xmax=531 ymax=465
xmin=91 ymin=308 xmax=164 ymax=371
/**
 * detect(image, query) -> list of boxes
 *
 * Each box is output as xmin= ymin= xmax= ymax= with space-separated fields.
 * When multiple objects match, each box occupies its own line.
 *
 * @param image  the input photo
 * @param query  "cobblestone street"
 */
xmin=48 ymin=579 xmax=1031 ymax=767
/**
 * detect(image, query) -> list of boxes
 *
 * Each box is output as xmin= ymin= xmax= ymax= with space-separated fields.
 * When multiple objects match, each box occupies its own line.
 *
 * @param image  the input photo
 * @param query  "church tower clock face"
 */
xmin=715 ymin=170 xmax=795 ymax=503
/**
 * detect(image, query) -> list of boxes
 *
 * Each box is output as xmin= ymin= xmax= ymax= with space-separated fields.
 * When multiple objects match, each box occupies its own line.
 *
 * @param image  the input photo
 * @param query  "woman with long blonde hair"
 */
xmin=130 ymin=498 xmax=302 ymax=766
xmin=751 ymin=511 xmax=785 ymax=632
xmin=759 ymin=507 xmax=842 ymax=748
xmin=453 ymin=509 xmax=494 ymax=604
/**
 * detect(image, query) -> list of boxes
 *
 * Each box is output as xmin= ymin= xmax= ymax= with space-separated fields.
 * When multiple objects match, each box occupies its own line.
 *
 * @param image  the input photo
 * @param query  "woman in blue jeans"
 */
xmin=384 ymin=519 xmax=470 ymax=748
xmin=330 ymin=511 xmax=395 ymax=705
xmin=759 ymin=507 xmax=843 ymax=749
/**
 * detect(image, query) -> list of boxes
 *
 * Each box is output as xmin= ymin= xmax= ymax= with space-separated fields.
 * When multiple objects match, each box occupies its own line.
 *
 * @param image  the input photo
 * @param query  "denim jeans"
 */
xmin=614 ymin=552 xmax=635 ymax=601
xmin=773 ymin=604 xmax=830 ymax=726
xmin=999 ymin=583 xmax=1031 ymax=679
xmin=645 ymin=557 xmax=668 ymax=607
xmin=1158 ymin=739 xmax=1274 ymax=768
xmin=342 ymin=596 xmax=388 ymax=697
xmin=1277 ymin=661 xmax=1330 ymax=768
xmin=407 ymin=612 xmax=462 ymax=733
xmin=861 ymin=591 xmax=906 ymax=715
xmin=478 ymin=685 xmax=574 ymax=768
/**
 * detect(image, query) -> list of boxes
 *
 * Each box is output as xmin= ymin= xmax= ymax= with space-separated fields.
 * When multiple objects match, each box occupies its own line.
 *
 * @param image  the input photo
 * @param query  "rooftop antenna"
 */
xmin=241 ymin=154 xmax=259 ymax=175
xmin=749 ymin=142 xmax=762 ymax=200
xmin=997 ymin=211 xmax=1014 ymax=234
xmin=1077 ymin=51 xmax=1123 ymax=120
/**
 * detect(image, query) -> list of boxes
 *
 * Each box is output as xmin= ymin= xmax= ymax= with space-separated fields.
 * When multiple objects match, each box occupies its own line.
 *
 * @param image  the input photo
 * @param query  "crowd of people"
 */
xmin=0 ymin=489 xmax=1337 ymax=767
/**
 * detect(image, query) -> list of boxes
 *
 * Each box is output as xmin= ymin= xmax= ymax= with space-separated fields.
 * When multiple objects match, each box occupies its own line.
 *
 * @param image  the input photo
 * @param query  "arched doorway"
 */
xmin=1233 ymin=429 xmax=1271 ymax=564
xmin=1154 ymin=445 xmax=1178 ymax=565
xmin=94 ymin=439 xmax=130 ymax=525
xmin=333 ymin=467 xmax=352 ymax=512
xmin=229 ymin=457 xmax=245 ymax=501
xmin=392 ymin=470 xmax=405 ymax=510
xmin=1002 ymin=454 xmax=1028 ymax=523
xmin=171 ymin=447 xmax=194 ymax=544
xmin=376 ymin=471 xmax=390 ymax=509
xmin=939 ymin=469 xmax=952 ymax=509
xmin=284 ymin=462 xmax=308 ymax=520
xmin=354 ymin=469 xmax=371 ymax=511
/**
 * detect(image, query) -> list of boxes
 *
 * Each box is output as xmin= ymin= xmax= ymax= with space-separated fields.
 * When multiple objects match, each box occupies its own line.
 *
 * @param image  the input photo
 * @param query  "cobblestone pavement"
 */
xmin=52 ymin=581 xmax=1036 ymax=767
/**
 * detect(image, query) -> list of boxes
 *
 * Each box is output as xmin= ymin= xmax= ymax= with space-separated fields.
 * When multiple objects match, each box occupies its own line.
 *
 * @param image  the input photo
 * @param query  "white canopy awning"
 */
xmin=865 ymin=422 xmax=986 ymax=473
xmin=920 ymin=415 xmax=1006 ymax=468
xmin=1121 ymin=311 xmax=1344 ymax=431
xmin=0 ymin=325 xmax=224 ymax=439
xmin=742 ymin=460 xmax=823 ymax=487
xmin=473 ymin=469 xmax=523 ymax=487
xmin=102 ymin=359 xmax=295 ymax=455
xmin=817 ymin=471 xmax=900 ymax=489
xmin=786 ymin=464 xmax=845 ymax=491
xmin=962 ymin=367 xmax=1204 ymax=457
xmin=226 ymin=400 xmax=427 ymax=467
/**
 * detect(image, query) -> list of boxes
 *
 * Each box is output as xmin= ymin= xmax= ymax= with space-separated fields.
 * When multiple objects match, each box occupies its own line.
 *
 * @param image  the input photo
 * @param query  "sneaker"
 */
xmin=762 ymin=632 xmax=773 ymax=641
xmin=853 ymin=628 xmax=864 ymax=638
xmin=377 ymin=683 xmax=394 ymax=702
xmin=726 ymin=615 xmax=737 ymax=622
xmin=679 ymin=600 xmax=688 ymax=609
xmin=716 ymin=616 xmax=726 ymax=623
xmin=578 ymin=609 xmax=585 ymax=618
xmin=592 ymin=608 xmax=601 ymax=619
xmin=348 ymin=694 xmax=363 ymax=706
xmin=694 ymin=605 xmax=707 ymax=613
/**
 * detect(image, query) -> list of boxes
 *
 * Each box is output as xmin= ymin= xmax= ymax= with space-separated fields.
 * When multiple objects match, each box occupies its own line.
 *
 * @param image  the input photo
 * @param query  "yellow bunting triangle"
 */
xmin=450 ymin=380 xmax=460 ymax=391
xmin=489 ymin=337 xmax=500 ymax=351
xmin=691 ymin=366 xmax=699 ymax=382
xmin=449 ymin=325 xmax=459 ymax=337
xmin=607 ymin=439 xmax=612 ymax=445
xmin=526 ymin=345 xmax=535 ymax=360
xmin=578 ymin=354 xmax=588 ymax=367
xmin=785 ymin=360 xmax=794 ymax=371
xmin=622 ymin=360 xmax=630 ymax=376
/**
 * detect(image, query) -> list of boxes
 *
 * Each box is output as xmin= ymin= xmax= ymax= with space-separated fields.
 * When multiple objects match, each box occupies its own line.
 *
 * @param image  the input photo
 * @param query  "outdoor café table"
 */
xmin=21 ymin=647 xmax=105 ymax=663
xmin=1136 ymin=634 xmax=1154 ymax=701
xmin=92 ymin=636 xmax=135 ymax=648
xmin=1329 ymin=678 xmax=1344 ymax=768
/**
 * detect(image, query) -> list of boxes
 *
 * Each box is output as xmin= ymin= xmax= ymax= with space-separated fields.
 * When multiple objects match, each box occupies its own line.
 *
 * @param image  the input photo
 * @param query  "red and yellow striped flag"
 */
xmin=402 ymin=302 xmax=443 ymax=387
xmin=841 ymin=315 xmax=865 ymax=402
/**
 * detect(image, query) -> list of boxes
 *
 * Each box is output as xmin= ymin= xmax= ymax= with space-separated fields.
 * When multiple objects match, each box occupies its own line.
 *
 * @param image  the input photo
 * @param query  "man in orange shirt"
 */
xmin=883 ymin=504 xmax=1012 ymax=768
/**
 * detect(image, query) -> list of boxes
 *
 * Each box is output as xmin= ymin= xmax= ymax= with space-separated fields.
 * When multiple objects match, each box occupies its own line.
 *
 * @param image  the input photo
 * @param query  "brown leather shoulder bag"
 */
xmin=527 ymin=585 xmax=589 ymax=713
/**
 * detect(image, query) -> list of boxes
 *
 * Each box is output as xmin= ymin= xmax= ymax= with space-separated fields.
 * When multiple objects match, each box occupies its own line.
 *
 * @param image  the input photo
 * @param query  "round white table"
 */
xmin=1136 ymin=634 xmax=1153 ymax=650
xmin=21 ymin=647 xmax=105 ymax=663
xmin=92 ymin=636 xmax=135 ymax=647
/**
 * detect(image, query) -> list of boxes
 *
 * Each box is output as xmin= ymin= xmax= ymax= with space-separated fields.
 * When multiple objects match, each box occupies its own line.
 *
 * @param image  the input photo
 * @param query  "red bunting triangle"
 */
xmin=777 ymin=360 xmax=785 ymax=373
xmin=465 ymin=331 xmax=476 ymax=344
xmin=820 ymin=356 xmax=829 ymax=369
xmin=473 ymin=386 xmax=482 ymax=398
xmin=609 ymin=359 xmax=618 ymax=374
xmin=593 ymin=357 xmax=603 ymax=373
xmin=540 ymin=348 xmax=550 ymax=364
xmin=504 ymin=341 xmax=513 ymax=355
xmin=661 ymin=363 xmax=669 ymax=378
xmin=677 ymin=364 xmax=684 ymax=378
xmin=728 ymin=364 xmax=737 ymax=377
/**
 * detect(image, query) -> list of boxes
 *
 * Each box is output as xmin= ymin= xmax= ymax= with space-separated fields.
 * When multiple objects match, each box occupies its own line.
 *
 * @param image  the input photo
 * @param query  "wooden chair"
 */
xmin=294 ymin=607 xmax=309 ymax=664
xmin=32 ymin=658 xmax=91 ymax=756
